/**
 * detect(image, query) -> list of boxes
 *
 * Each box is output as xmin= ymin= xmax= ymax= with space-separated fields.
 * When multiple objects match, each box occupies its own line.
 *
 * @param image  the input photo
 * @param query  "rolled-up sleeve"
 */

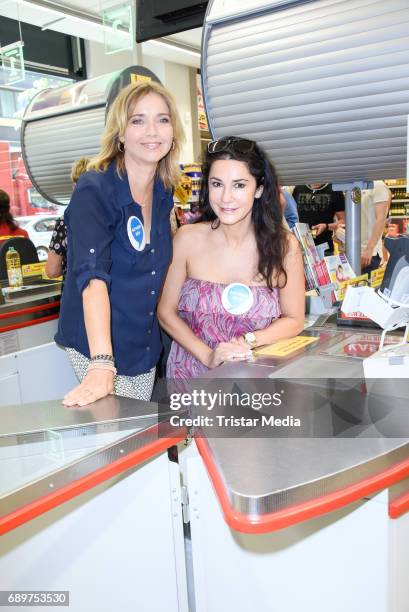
xmin=65 ymin=175 xmax=116 ymax=294
xmin=283 ymin=190 xmax=299 ymax=229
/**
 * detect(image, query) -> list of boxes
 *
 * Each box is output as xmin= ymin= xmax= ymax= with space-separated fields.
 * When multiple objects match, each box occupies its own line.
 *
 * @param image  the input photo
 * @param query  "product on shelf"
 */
xmin=292 ymin=223 xmax=332 ymax=291
xmin=385 ymin=179 xmax=409 ymax=218
xmin=324 ymin=254 xmax=356 ymax=300
xmin=6 ymin=246 xmax=23 ymax=288
xmin=174 ymin=163 xmax=202 ymax=225
xmin=387 ymin=218 xmax=409 ymax=236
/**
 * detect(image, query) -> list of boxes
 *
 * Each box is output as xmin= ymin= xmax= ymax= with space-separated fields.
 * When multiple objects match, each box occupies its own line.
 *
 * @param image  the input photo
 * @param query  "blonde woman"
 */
xmin=56 ymin=81 xmax=184 ymax=406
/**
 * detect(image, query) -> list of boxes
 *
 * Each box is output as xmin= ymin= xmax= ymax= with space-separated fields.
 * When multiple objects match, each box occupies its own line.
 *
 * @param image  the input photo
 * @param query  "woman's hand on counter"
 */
xmin=205 ymin=341 xmax=253 ymax=369
xmin=62 ymin=369 xmax=115 ymax=407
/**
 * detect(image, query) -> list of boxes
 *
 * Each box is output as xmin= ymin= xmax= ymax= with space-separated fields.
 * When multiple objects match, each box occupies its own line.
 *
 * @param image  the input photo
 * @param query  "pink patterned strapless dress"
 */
xmin=166 ymin=278 xmax=281 ymax=379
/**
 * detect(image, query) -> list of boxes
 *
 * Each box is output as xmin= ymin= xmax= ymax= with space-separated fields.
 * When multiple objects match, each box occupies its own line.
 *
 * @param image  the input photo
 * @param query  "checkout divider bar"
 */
xmin=195 ymin=437 xmax=409 ymax=533
xmin=0 ymin=313 xmax=59 ymax=334
xmin=389 ymin=489 xmax=409 ymax=519
xmin=0 ymin=425 xmax=187 ymax=536
xmin=0 ymin=300 xmax=60 ymax=320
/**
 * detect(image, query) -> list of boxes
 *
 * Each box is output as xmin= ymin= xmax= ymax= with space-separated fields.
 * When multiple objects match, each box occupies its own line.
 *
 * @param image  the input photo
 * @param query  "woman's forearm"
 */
xmin=82 ymin=279 xmax=113 ymax=356
xmin=45 ymin=252 xmax=63 ymax=278
xmin=251 ymin=315 xmax=304 ymax=348
xmin=158 ymin=309 xmax=212 ymax=367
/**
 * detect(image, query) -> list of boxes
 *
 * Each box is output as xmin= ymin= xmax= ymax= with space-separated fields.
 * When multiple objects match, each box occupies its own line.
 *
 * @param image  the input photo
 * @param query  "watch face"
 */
xmin=245 ymin=332 xmax=256 ymax=346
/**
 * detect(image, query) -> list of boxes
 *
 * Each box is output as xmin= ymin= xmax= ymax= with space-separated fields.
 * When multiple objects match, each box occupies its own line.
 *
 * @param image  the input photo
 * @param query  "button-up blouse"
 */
xmin=55 ymin=160 xmax=173 ymax=376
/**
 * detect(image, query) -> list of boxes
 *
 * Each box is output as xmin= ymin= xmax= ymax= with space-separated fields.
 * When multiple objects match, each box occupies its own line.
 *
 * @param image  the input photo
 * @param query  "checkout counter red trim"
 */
xmin=389 ymin=489 xmax=409 ymax=519
xmin=0 ymin=425 xmax=186 ymax=536
xmin=0 ymin=280 xmax=61 ymax=334
xmin=196 ymin=436 xmax=409 ymax=533
xmin=0 ymin=299 xmax=60 ymax=333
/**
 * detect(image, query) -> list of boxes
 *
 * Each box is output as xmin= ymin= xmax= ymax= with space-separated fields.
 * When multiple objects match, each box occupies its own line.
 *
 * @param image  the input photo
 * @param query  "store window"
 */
xmin=0 ymin=89 xmax=19 ymax=118
xmin=33 ymin=218 xmax=59 ymax=232
xmin=0 ymin=69 xmax=73 ymax=221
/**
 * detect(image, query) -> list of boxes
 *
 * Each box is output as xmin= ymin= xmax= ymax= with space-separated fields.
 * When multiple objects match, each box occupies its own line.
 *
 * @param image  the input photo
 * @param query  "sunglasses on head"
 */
xmin=207 ymin=137 xmax=256 ymax=155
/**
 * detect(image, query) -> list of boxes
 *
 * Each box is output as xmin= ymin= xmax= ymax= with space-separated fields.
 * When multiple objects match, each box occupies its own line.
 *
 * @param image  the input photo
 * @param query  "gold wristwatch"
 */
xmin=244 ymin=332 xmax=257 ymax=348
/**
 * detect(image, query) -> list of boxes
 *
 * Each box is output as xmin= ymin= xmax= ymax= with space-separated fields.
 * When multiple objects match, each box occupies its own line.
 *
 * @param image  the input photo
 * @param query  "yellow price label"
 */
xmin=130 ymin=74 xmax=152 ymax=83
xmin=21 ymin=262 xmax=46 ymax=277
xmin=174 ymin=174 xmax=193 ymax=206
xmin=338 ymin=273 xmax=369 ymax=300
xmin=254 ymin=335 xmax=319 ymax=357
xmin=370 ymin=267 xmax=385 ymax=289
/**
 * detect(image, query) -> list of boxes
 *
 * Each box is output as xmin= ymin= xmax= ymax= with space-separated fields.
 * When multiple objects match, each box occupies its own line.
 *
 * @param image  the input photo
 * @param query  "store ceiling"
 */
xmin=0 ymin=0 xmax=202 ymax=66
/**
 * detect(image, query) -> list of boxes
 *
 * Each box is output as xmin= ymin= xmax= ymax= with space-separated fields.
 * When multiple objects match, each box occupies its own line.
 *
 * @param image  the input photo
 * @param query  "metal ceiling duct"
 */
xmin=21 ymin=66 xmax=160 ymax=206
xmin=201 ymin=0 xmax=409 ymax=185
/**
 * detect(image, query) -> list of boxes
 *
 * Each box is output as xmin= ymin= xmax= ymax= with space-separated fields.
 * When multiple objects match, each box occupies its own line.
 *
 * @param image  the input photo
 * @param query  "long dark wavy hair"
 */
xmin=0 ymin=189 xmax=17 ymax=231
xmin=198 ymin=137 xmax=289 ymax=289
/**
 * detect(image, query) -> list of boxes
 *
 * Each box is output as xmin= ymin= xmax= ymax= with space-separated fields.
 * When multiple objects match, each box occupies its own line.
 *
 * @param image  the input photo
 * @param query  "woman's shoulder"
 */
xmin=75 ymin=158 xmax=119 ymax=187
xmin=174 ymin=221 xmax=211 ymax=241
xmin=67 ymin=166 xmax=118 ymax=223
xmin=75 ymin=167 xmax=107 ymax=189
xmin=71 ymin=167 xmax=116 ymax=208
xmin=173 ymin=222 xmax=211 ymax=257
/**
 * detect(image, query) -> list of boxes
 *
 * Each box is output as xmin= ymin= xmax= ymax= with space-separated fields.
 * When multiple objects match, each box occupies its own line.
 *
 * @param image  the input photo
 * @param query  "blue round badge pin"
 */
xmin=127 ymin=216 xmax=145 ymax=251
xmin=221 ymin=283 xmax=254 ymax=315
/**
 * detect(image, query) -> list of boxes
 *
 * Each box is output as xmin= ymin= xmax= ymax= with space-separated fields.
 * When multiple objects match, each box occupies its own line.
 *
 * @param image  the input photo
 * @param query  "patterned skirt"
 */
xmin=66 ymin=348 xmax=155 ymax=401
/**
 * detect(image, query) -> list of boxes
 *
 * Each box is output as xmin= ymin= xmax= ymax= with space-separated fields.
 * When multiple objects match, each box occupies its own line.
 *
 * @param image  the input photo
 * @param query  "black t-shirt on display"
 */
xmin=292 ymin=184 xmax=345 ymax=252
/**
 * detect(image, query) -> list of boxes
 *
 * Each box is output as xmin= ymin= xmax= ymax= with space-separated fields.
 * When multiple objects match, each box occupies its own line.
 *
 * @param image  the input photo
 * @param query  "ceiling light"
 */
xmin=147 ymin=39 xmax=200 ymax=57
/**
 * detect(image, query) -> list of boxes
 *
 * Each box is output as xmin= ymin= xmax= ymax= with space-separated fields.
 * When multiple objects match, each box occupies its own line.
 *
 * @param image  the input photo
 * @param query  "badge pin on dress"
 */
xmin=127 ymin=216 xmax=146 ymax=251
xmin=221 ymin=283 xmax=254 ymax=315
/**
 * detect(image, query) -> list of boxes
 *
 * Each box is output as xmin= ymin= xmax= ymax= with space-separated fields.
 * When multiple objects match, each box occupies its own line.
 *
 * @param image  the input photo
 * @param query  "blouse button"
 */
xmin=89 ymin=248 xmax=95 ymax=254
xmin=151 ymin=270 xmax=156 ymax=275
xmin=151 ymin=248 xmax=155 ymax=254
xmin=151 ymin=290 xmax=155 ymax=295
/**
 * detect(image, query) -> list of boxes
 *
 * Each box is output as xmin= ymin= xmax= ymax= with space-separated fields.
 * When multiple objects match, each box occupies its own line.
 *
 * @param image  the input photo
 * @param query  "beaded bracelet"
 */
xmin=90 ymin=354 xmax=115 ymax=364
xmin=87 ymin=362 xmax=117 ymax=375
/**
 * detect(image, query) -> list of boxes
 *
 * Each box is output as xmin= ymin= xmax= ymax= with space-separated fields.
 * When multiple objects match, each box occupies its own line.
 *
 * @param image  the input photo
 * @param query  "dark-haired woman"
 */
xmin=0 ymin=190 xmax=29 ymax=242
xmin=158 ymin=136 xmax=305 ymax=378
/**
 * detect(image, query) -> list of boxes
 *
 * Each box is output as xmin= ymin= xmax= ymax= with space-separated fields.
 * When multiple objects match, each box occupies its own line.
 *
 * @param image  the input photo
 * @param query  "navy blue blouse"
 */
xmin=55 ymin=160 xmax=173 ymax=376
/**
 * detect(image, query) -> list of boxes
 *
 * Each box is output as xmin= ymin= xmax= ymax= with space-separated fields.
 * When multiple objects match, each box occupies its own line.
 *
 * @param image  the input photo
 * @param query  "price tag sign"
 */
xmin=102 ymin=3 xmax=134 ymax=54
xmin=0 ymin=41 xmax=25 ymax=85
xmin=255 ymin=336 xmax=319 ymax=357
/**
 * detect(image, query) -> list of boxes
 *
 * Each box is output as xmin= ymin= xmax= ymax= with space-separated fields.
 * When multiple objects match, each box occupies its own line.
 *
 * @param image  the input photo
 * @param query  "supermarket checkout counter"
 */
xmin=0 ymin=280 xmax=79 ymax=406
xmin=0 ymin=280 xmax=61 ymax=337
xmin=178 ymin=325 xmax=409 ymax=612
xmin=1 ymin=325 xmax=409 ymax=612
xmin=0 ymin=233 xmax=62 ymax=368
xmin=0 ymin=397 xmax=189 ymax=611
xmin=0 ymin=276 xmax=62 ymax=360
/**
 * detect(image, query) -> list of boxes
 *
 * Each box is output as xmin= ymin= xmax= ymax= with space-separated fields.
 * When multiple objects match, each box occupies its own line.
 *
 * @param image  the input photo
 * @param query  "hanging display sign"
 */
xmin=102 ymin=3 xmax=134 ymax=55
xmin=196 ymin=74 xmax=209 ymax=132
xmin=406 ymin=115 xmax=409 ymax=192
xmin=0 ymin=41 xmax=25 ymax=85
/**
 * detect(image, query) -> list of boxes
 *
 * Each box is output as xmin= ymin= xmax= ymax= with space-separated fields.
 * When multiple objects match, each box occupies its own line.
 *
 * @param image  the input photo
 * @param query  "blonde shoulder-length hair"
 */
xmin=87 ymin=80 xmax=185 ymax=190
